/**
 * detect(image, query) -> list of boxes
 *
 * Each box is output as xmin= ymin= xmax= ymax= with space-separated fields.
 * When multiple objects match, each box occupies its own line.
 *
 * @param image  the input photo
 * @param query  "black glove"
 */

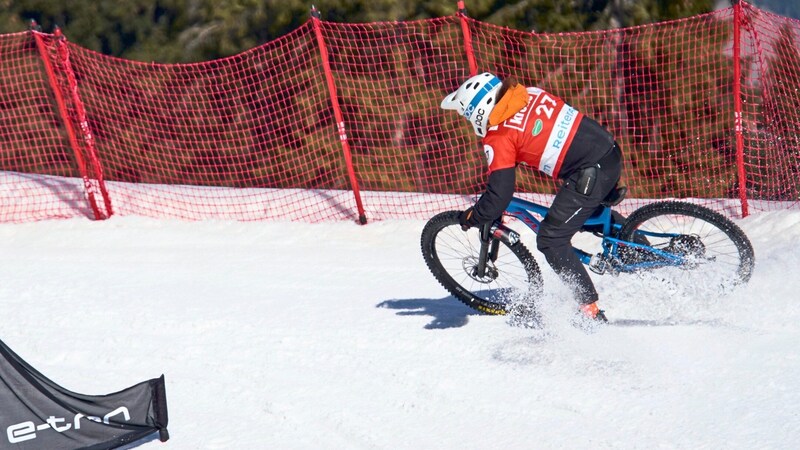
xmin=458 ymin=207 xmax=478 ymax=231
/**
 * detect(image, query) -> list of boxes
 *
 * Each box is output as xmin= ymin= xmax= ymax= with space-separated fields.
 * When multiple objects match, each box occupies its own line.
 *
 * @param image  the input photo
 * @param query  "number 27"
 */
xmin=535 ymin=94 xmax=557 ymax=119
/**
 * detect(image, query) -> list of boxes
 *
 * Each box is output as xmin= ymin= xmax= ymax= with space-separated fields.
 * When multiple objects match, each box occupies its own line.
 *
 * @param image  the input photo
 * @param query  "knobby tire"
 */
xmin=617 ymin=201 xmax=754 ymax=285
xmin=421 ymin=211 xmax=543 ymax=315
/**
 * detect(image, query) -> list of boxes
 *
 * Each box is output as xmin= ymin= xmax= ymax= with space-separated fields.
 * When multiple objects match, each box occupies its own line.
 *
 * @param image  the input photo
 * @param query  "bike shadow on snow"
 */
xmin=376 ymin=295 xmax=482 ymax=329
xmin=377 ymin=296 xmax=735 ymax=330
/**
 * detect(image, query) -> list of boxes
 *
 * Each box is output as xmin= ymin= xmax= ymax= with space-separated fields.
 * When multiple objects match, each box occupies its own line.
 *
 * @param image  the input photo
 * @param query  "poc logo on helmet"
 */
xmin=464 ymin=104 xmax=475 ymax=119
xmin=473 ymin=108 xmax=486 ymax=127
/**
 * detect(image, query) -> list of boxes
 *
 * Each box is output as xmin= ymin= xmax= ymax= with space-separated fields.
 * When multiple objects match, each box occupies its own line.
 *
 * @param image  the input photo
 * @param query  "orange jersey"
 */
xmin=482 ymin=87 xmax=583 ymax=178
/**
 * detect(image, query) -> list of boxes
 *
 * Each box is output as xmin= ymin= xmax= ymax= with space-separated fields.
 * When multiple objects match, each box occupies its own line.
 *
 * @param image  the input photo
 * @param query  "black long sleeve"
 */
xmin=471 ymin=167 xmax=516 ymax=225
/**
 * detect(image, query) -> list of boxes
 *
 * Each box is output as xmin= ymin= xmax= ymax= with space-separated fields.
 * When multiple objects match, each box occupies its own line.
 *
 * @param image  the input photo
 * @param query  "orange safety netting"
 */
xmin=0 ymin=1 xmax=797 ymax=223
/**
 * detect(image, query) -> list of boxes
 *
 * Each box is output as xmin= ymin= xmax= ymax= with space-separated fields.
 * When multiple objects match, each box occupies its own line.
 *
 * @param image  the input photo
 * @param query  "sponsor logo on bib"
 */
xmin=532 ymin=119 xmax=543 ymax=136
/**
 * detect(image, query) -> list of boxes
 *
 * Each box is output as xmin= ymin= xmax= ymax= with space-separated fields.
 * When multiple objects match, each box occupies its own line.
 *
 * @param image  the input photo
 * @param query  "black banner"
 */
xmin=0 ymin=338 xmax=168 ymax=450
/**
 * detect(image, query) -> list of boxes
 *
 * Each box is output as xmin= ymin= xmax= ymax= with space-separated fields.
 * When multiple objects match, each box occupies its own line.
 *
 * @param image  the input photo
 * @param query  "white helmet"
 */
xmin=441 ymin=72 xmax=502 ymax=137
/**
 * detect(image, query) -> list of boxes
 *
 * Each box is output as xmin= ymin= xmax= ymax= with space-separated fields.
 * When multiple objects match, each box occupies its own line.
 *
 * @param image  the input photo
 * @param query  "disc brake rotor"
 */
xmin=463 ymin=256 xmax=499 ymax=283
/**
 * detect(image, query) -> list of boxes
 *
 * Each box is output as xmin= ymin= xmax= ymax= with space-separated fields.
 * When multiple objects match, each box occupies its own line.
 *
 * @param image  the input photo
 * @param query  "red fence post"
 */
xmin=457 ymin=1 xmax=478 ymax=76
xmin=32 ymin=28 xmax=112 ymax=220
xmin=310 ymin=6 xmax=368 ymax=224
xmin=732 ymin=0 xmax=749 ymax=217
xmin=54 ymin=29 xmax=113 ymax=218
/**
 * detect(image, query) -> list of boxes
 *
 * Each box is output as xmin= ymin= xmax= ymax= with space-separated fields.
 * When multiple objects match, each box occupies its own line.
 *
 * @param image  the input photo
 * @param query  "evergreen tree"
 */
xmin=0 ymin=0 xmax=721 ymax=63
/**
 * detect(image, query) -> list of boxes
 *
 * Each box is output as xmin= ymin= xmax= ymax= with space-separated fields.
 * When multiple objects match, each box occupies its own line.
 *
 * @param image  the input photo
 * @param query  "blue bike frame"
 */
xmin=500 ymin=197 xmax=689 ymax=274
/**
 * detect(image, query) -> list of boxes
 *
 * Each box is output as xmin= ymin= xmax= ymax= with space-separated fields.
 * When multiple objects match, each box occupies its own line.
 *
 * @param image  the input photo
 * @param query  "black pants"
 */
xmin=536 ymin=144 xmax=622 ymax=305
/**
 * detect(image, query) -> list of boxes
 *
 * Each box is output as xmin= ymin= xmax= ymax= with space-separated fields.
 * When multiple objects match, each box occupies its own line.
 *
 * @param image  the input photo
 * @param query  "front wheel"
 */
xmin=617 ymin=201 xmax=754 ymax=286
xmin=421 ymin=211 xmax=543 ymax=315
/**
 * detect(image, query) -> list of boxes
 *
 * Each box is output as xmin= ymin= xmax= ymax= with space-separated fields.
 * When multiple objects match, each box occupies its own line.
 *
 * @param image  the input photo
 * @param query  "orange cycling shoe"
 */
xmin=580 ymin=301 xmax=608 ymax=323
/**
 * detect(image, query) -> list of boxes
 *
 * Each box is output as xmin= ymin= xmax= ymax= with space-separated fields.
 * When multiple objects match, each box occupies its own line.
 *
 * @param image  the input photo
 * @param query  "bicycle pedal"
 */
xmin=588 ymin=254 xmax=607 ymax=275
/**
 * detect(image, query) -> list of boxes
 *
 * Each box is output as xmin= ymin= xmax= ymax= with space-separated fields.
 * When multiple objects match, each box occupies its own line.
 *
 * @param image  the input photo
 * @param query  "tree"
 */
xmin=0 ymin=0 xmax=720 ymax=63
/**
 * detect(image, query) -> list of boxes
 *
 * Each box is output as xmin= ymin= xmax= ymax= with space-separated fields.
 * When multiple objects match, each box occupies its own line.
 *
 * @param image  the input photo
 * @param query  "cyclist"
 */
xmin=441 ymin=72 xmax=625 ymax=323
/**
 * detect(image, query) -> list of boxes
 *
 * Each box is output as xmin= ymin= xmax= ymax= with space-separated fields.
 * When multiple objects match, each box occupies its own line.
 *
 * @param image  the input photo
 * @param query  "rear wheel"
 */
xmin=421 ymin=211 xmax=543 ymax=315
xmin=617 ymin=201 xmax=754 ymax=286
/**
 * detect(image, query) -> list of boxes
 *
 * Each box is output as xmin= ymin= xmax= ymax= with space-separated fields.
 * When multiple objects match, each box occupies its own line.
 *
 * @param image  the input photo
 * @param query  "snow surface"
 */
xmin=1 ymin=209 xmax=799 ymax=449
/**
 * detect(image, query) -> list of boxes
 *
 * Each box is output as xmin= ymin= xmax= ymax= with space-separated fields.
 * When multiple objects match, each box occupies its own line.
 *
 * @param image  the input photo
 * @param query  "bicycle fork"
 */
xmin=475 ymin=224 xmax=499 ymax=279
xmin=474 ymin=222 xmax=521 ymax=279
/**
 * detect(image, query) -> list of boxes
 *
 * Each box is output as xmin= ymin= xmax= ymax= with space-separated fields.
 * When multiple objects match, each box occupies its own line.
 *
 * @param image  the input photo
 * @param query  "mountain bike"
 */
xmin=420 ymin=197 xmax=754 ymax=315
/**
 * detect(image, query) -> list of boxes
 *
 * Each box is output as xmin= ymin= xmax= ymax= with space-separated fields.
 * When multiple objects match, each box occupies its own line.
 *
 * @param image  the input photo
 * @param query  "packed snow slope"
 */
xmin=0 ymin=210 xmax=798 ymax=449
